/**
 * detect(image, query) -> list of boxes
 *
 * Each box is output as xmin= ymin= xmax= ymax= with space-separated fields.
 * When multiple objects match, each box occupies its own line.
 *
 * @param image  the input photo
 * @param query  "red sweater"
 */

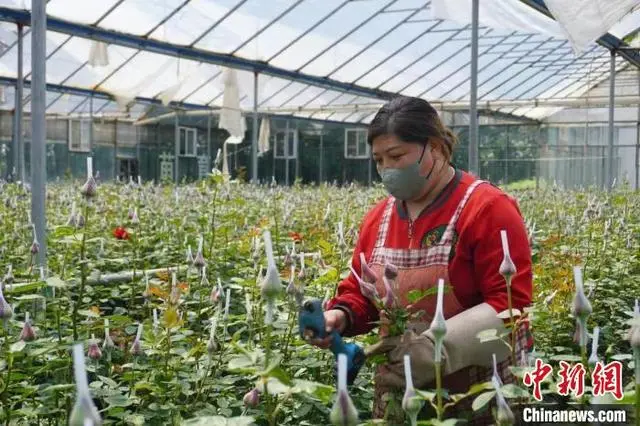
xmin=327 ymin=170 xmax=533 ymax=337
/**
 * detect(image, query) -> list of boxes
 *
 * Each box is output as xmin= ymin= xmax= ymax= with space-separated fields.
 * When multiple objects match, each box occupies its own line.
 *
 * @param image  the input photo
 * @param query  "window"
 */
xmin=118 ymin=158 xmax=139 ymax=181
xmin=344 ymin=128 xmax=369 ymax=159
xmin=179 ymin=127 xmax=197 ymax=157
xmin=68 ymin=119 xmax=91 ymax=152
xmin=274 ymin=129 xmax=297 ymax=159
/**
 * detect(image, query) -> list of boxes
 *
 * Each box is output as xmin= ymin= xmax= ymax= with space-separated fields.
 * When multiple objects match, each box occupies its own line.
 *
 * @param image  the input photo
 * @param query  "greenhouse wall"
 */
xmin=1 ymin=111 xmax=638 ymax=190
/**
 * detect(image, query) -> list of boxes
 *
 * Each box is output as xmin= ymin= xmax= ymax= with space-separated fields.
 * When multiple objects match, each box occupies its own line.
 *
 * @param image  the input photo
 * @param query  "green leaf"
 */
xmin=41 ymin=384 xmax=75 ymax=394
xmin=228 ymin=355 xmax=256 ymax=371
xmin=124 ymin=414 xmax=146 ymax=426
xmin=471 ymin=390 xmax=496 ymax=411
xmin=550 ymin=354 xmax=582 ymax=362
xmin=77 ymin=309 xmax=100 ymax=318
xmin=98 ymin=375 xmax=119 ymax=388
xmin=407 ymin=286 xmax=440 ymax=304
xmin=15 ymin=294 xmax=45 ymax=301
xmin=10 ymin=340 xmax=26 ymax=353
xmin=610 ymin=354 xmax=633 ymax=361
xmin=501 ymin=384 xmax=530 ymax=398
xmin=182 ymin=416 xmax=255 ymax=426
xmin=46 ymin=277 xmax=68 ymax=289
xmin=257 ymin=377 xmax=291 ymax=395
xmin=105 ymin=394 xmax=133 ymax=407
xmin=265 ymin=366 xmax=293 ymax=387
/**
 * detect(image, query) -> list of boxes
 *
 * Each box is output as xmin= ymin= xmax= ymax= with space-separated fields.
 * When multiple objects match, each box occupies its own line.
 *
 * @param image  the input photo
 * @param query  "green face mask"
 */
xmin=377 ymin=143 xmax=435 ymax=201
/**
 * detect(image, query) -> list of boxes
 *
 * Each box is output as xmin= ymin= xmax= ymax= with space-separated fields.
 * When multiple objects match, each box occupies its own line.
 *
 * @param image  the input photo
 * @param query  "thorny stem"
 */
xmin=129 ymin=232 xmax=139 ymax=313
xmin=72 ymin=201 xmax=91 ymax=342
xmin=1 ymin=350 xmax=13 ymax=424
xmin=207 ymin=186 xmax=218 ymax=260
xmin=635 ymin=382 xmax=639 ymax=426
xmin=281 ymin=302 xmax=297 ymax=363
xmin=506 ymin=276 xmax=516 ymax=366
xmin=435 ymin=360 xmax=443 ymax=421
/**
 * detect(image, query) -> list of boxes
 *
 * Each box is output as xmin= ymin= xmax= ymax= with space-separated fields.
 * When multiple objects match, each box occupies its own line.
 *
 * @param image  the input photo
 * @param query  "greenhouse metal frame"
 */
xmin=0 ymin=0 xmax=638 ymax=267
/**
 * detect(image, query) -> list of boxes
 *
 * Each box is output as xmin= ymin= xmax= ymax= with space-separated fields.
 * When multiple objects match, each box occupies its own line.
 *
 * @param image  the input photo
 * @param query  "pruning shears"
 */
xmin=298 ymin=298 xmax=365 ymax=385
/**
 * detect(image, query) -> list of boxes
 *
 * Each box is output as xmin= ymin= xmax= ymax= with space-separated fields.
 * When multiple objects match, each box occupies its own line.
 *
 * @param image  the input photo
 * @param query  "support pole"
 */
xmin=207 ymin=112 xmax=212 ymax=172
xmin=15 ymin=23 xmax=24 ymax=182
xmin=174 ymin=112 xmax=179 ymax=184
xmin=607 ymin=50 xmax=615 ymax=191
xmin=89 ymin=95 xmax=94 ymax=157
xmin=252 ymin=71 xmax=259 ymax=184
xmin=635 ymin=69 xmax=640 ymax=191
xmin=319 ymin=131 xmax=324 ymax=184
xmin=285 ymin=120 xmax=290 ymax=186
xmin=468 ymin=0 xmax=479 ymax=176
xmin=113 ymin=120 xmax=118 ymax=181
xmin=295 ymin=122 xmax=300 ymax=182
xmin=30 ymin=0 xmax=46 ymax=268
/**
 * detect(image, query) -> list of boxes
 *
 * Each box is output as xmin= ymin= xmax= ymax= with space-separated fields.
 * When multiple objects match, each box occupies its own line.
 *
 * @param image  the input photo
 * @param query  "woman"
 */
xmin=311 ymin=97 xmax=533 ymax=424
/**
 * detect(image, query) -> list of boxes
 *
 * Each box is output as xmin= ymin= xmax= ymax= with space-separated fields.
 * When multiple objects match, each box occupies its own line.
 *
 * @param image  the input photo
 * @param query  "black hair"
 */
xmin=367 ymin=96 xmax=458 ymax=159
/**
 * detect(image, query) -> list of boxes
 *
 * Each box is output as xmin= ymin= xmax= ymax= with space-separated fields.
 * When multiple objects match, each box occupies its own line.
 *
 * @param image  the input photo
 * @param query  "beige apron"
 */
xmin=367 ymin=180 xmax=528 ymax=425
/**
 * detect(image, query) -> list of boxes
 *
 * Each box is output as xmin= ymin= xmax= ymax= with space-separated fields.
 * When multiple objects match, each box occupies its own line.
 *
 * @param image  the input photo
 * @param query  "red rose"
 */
xmin=288 ymin=231 xmax=303 ymax=242
xmin=113 ymin=226 xmax=129 ymax=240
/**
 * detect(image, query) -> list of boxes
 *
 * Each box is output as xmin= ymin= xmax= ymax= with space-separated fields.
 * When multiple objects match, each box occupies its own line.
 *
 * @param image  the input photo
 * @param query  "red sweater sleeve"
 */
xmin=467 ymin=193 xmax=533 ymax=314
xmin=326 ymin=204 xmax=383 ymax=337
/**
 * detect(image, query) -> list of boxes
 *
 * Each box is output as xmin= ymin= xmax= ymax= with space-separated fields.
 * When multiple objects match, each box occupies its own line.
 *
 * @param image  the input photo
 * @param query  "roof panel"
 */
xmin=148 ymin=0 xmax=223 ymax=45
xmin=266 ymin=0 xmax=398 ymax=70
xmin=97 ymin=51 xmax=180 ymax=95
xmin=231 ymin=0 xmax=348 ymax=62
xmin=329 ymin=21 xmax=435 ymax=83
xmin=193 ymin=0 xmax=305 ymax=58
xmin=61 ymin=41 xmax=140 ymax=89
xmin=47 ymin=0 xmax=121 ymax=25
xmin=381 ymin=40 xmax=471 ymax=94
xmin=300 ymin=9 xmax=419 ymax=77
xmin=97 ymin=0 xmax=185 ymax=37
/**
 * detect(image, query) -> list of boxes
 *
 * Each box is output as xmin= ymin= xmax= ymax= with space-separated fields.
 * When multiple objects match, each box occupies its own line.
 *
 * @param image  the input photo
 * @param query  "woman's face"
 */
xmin=371 ymin=134 xmax=447 ymax=201
xmin=371 ymin=134 xmax=436 ymax=176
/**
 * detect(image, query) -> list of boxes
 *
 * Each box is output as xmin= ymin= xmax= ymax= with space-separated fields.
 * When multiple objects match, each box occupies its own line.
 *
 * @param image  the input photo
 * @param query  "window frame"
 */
xmin=178 ymin=126 xmax=198 ymax=157
xmin=344 ymin=128 xmax=370 ymax=159
xmin=273 ymin=128 xmax=298 ymax=160
xmin=68 ymin=119 xmax=91 ymax=153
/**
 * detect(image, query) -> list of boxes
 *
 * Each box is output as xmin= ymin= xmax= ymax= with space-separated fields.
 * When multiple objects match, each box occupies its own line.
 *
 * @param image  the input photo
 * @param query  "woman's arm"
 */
xmin=469 ymin=193 xmax=533 ymax=315
xmin=327 ymin=245 xmax=380 ymax=337
xmin=326 ymin=206 xmax=383 ymax=337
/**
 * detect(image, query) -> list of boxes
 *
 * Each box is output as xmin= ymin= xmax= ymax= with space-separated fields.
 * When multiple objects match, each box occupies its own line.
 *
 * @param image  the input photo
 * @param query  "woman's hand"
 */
xmin=307 ymin=309 xmax=347 ymax=349
xmin=365 ymin=330 xmax=437 ymax=389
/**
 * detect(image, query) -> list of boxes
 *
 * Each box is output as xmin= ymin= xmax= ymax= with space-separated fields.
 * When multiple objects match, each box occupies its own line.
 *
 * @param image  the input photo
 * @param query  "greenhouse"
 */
xmin=0 ymin=0 xmax=639 ymax=425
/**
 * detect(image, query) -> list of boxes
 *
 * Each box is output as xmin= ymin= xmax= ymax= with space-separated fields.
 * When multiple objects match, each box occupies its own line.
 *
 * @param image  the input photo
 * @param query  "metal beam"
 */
xmin=296 ymin=0 xmax=399 ymax=72
xmin=31 ymin=0 xmax=47 ymax=269
xmin=252 ymin=71 xmax=259 ymax=183
xmin=326 ymin=2 xmax=428 ymax=78
xmin=0 ymin=76 xmax=215 ymax=111
xmin=608 ymin=50 xmax=616 ymax=191
xmin=469 ymin=0 xmax=479 ymax=176
xmin=520 ymin=0 xmax=640 ymax=69
xmin=14 ymin=24 xmax=24 ymax=182
xmin=439 ymin=32 xmax=532 ymax=100
xmin=0 ymin=7 xmax=396 ymax=101
xmin=414 ymin=28 xmax=495 ymax=97
xmin=266 ymin=1 xmax=350 ymax=63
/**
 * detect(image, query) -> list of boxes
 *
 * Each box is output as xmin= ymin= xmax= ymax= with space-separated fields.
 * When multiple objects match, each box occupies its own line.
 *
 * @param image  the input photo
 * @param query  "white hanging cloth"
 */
xmin=219 ymin=68 xmax=247 ymax=139
xmin=258 ymin=117 xmax=270 ymax=156
xmin=429 ymin=0 xmax=565 ymax=39
xmin=543 ymin=0 xmax=640 ymax=53
xmin=88 ymin=41 xmax=109 ymax=67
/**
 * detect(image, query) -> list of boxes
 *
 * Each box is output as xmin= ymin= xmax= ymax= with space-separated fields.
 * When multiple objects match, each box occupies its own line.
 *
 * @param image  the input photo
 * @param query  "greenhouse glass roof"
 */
xmin=0 ymin=0 xmax=637 ymax=123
